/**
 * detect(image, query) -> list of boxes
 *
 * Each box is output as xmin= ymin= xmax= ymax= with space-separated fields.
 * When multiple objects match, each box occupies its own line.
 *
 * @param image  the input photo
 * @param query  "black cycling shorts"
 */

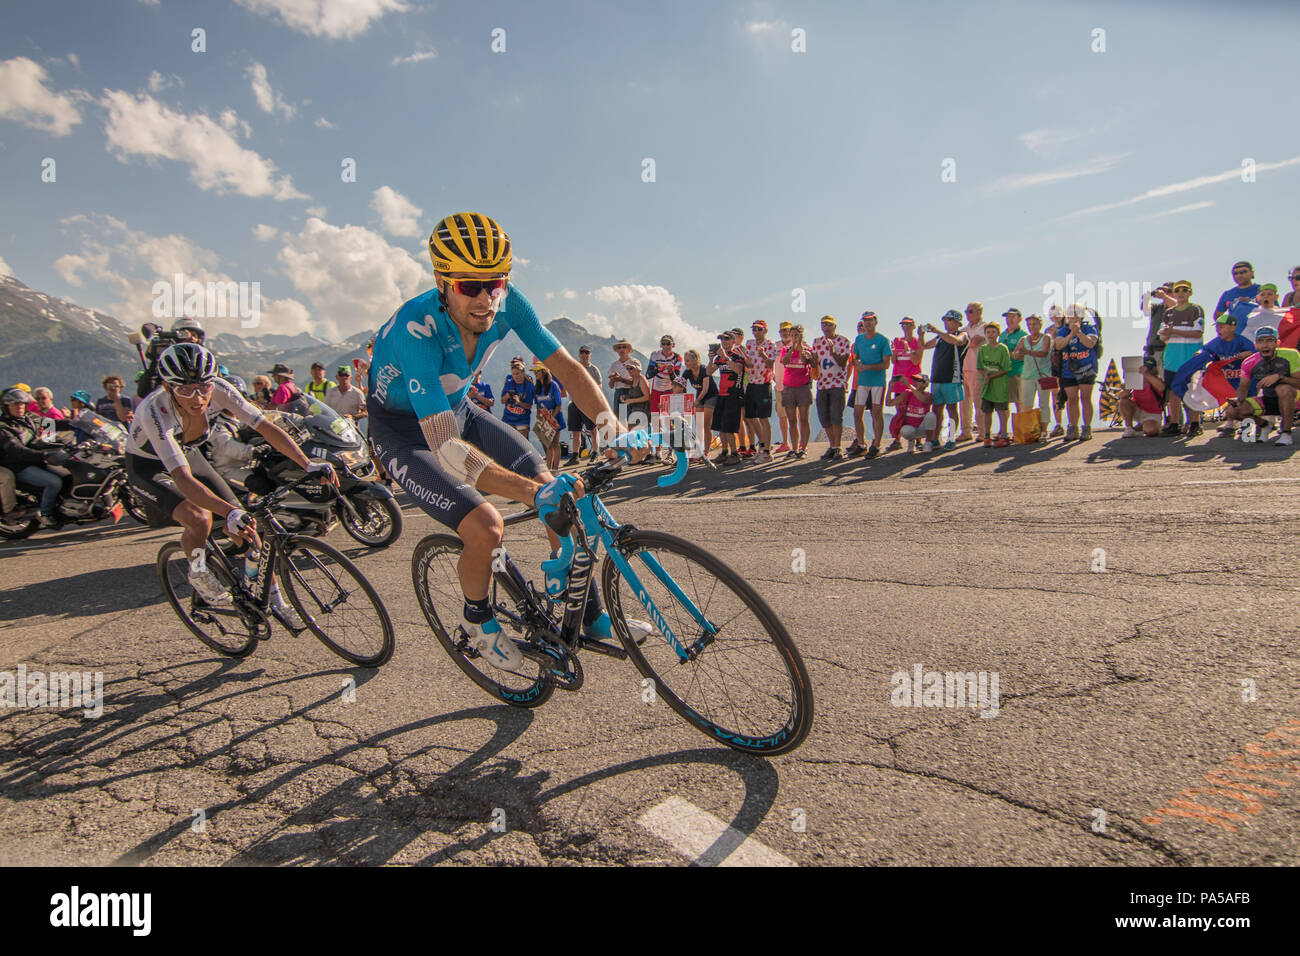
xmin=368 ymin=400 xmax=546 ymax=530
xmin=744 ymin=382 xmax=773 ymax=420
xmin=126 ymin=447 xmax=239 ymax=528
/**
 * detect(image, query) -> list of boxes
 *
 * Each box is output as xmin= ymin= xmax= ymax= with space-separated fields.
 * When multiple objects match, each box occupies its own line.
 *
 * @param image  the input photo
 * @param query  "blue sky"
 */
xmin=2 ymin=0 xmax=1298 ymax=360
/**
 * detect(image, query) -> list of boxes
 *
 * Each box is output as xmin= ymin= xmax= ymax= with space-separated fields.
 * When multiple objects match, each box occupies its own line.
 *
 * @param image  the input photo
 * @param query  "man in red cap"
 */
xmin=744 ymin=320 xmax=778 ymax=461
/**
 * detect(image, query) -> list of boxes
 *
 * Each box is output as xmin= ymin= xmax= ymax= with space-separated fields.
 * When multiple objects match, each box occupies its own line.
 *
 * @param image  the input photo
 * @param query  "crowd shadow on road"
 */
xmin=587 ymin=430 xmax=1298 ymax=504
xmin=0 ymin=563 xmax=163 ymax=622
xmin=0 ymin=521 xmax=155 ymax=555
xmin=1084 ymin=433 xmax=1293 ymax=472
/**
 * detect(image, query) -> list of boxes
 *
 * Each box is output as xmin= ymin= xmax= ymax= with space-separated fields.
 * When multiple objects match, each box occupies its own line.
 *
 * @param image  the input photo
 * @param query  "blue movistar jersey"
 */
xmin=368 ymin=284 xmax=561 ymax=419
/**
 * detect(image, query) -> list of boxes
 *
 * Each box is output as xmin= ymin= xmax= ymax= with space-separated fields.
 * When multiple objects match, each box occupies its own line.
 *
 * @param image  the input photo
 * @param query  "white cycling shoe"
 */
xmin=462 ymin=617 xmax=528 ymax=675
xmin=189 ymin=569 xmax=233 ymax=606
xmin=584 ymin=611 xmax=657 ymax=646
xmin=270 ymin=594 xmax=306 ymax=631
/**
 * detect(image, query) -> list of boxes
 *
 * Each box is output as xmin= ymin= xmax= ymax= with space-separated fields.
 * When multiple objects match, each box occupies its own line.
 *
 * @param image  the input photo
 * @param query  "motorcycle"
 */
xmin=0 ymin=439 xmax=141 ymax=539
xmin=215 ymin=394 xmax=401 ymax=548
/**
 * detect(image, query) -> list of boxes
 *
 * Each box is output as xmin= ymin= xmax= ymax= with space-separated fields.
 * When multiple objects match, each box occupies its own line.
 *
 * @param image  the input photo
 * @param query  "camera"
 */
xmin=134 ymin=323 xmax=186 ymax=364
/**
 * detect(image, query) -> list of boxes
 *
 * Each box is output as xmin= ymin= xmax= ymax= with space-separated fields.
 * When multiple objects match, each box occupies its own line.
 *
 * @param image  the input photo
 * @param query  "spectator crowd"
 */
xmin=4 ymin=260 xmax=1298 ymax=529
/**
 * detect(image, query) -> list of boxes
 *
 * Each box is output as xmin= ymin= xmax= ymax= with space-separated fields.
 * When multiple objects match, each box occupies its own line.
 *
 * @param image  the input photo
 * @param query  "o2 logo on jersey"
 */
xmin=409 ymin=378 xmax=426 ymax=395
xmin=406 ymin=314 xmax=438 ymax=339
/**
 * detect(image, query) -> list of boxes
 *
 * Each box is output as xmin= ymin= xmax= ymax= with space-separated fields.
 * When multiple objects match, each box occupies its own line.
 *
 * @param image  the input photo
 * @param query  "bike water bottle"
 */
xmin=244 ymin=547 xmax=260 ymax=586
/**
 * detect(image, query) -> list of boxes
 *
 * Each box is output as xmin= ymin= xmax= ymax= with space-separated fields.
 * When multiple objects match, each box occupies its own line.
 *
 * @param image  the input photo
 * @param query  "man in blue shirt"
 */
xmin=849 ymin=311 xmax=891 ymax=458
xmin=1214 ymin=260 xmax=1261 ymax=320
xmin=500 ymin=357 xmax=536 ymax=436
xmin=367 ymin=213 xmax=649 ymax=675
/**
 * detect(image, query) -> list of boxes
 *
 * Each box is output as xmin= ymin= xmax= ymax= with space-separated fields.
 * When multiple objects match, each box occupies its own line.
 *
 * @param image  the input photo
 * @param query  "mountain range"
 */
xmin=0 ymin=274 xmax=647 ymax=407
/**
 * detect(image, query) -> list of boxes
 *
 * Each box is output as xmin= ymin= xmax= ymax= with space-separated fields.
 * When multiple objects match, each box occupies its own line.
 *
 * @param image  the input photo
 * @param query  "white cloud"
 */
xmin=53 ymin=213 xmax=313 ymax=335
xmin=246 ymin=62 xmax=295 ymax=119
xmin=0 ymin=253 xmax=13 ymax=276
xmin=253 ymin=224 xmax=279 ymax=241
xmin=277 ymin=217 xmax=433 ymax=340
xmin=544 ymin=291 xmax=554 ymax=300
xmin=745 ymin=20 xmax=787 ymax=34
xmin=0 ymin=57 xmax=83 ymax=135
xmin=584 ymin=284 xmax=708 ymax=355
xmin=392 ymin=49 xmax=436 ymax=66
xmin=370 ymin=185 xmax=423 ymax=237
xmin=562 ymin=289 xmax=577 ymax=300
xmin=1018 ymin=128 xmax=1091 ymax=155
xmin=101 ymin=90 xmax=306 ymax=200
xmin=147 ymin=70 xmax=182 ymax=93
xmin=66 ymin=53 xmax=80 ymax=71
xmin=305 ymin=205 xmax=328 ymax=217
xmin=1060 ymin=156 xmax=1300 ymax=220
xmin=1137 ymin=201 xmax=1214 ymax=221
xmin=979 ymin=153 xmax=1129 ymax=196
xmin=315 ymin=116 xmax=335 ymax=129
xmin=235 ymin=0 xmax=411 ymax=40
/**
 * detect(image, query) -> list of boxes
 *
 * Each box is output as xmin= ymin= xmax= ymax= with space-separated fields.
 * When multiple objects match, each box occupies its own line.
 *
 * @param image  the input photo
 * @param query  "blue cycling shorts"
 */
xmin=368 ymin=400 xmax=546 ymax=529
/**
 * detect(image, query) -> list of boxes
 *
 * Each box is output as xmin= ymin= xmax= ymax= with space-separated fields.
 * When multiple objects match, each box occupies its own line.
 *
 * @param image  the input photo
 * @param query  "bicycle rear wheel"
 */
xmin=411 ymin=534 xmax=553 ymax=708
xmin=157 ymin=542 xmax=265 ymax=657
xmin=277 ymin=535 xmax=395 ymax=668
xmin=601 ymin=530 xmax=813 ymax=755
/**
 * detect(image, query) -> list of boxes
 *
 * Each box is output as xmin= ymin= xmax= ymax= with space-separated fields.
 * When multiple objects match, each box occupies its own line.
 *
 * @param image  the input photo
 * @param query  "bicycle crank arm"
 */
xmin=576 ymin=635 xmax=629 ymax=660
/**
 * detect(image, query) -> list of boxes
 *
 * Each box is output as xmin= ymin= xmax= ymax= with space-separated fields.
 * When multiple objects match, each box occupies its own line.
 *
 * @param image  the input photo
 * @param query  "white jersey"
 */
xmin=127 ymin=380 xmax=265 ymax=471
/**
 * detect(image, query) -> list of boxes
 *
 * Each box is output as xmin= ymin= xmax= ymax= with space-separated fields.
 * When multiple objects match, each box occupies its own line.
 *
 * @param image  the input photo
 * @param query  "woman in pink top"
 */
xmin=779 ymin=325 xmax=815 ymax=457
xmin=960 ymin=302 xmax=986 ymax=441
xmin=890 ymin=317 xmax=922 ymax=397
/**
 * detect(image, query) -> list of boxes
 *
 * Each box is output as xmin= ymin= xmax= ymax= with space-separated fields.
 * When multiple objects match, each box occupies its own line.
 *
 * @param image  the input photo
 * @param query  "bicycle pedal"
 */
xmin=576 ymin=636 xmax=629 ymax=660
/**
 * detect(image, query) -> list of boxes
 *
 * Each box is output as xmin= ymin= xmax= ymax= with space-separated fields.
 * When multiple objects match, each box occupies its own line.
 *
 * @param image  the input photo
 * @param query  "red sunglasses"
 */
xmin=449 ymin=277 xmax=508 ymax=298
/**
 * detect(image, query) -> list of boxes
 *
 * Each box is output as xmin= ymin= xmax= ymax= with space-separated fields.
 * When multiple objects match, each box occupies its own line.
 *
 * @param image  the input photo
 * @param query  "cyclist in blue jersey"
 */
xmin=367 ymin=212 xmax=650 ymax=674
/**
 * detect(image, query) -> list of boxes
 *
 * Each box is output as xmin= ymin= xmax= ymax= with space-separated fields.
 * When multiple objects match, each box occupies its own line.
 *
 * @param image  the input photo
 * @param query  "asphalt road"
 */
xmin=2 ymin=429 xmax=1298 ymax=866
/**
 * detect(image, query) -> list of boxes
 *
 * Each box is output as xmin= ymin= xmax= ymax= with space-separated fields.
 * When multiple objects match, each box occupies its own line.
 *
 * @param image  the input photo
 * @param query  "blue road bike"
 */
xmin=411 ymin=429 xmax=813 ymax=756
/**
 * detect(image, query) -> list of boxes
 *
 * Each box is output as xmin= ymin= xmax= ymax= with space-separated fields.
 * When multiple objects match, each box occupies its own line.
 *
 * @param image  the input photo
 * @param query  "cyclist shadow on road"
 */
xmin=0 ymin=563 xmax=163 ymax=622
xmin=112 ymin=702 xmax=538 ymax=866
xmin=0 ymin=658 xmax=383 ymax=799
xmin=221 ymin=741 xmax=781 ymax=866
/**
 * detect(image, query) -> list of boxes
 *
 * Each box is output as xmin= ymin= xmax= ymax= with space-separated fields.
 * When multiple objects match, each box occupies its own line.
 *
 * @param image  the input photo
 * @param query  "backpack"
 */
xmin=1089 ymin=310 xmax=1104 ymax=359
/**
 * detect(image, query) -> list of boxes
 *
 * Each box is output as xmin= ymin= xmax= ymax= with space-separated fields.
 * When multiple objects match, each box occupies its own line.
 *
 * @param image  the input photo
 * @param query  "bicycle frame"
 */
xmin=499 ymin=464 xmax=716 ymax=665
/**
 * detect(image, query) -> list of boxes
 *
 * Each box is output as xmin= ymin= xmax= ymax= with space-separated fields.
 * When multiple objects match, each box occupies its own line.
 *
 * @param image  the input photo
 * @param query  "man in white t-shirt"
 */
xmin=324 ymin=365 xmax=367 ymax=420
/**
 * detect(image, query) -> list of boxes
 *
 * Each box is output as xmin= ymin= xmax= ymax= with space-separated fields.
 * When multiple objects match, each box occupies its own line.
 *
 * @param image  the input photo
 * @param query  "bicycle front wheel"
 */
xmin=277 ymin=535 xmax=395 ymax=668
xmin=601 ymin=530 xmax=813 ymax=755
xmin=157 ymin=542 xmax=264 ymax=657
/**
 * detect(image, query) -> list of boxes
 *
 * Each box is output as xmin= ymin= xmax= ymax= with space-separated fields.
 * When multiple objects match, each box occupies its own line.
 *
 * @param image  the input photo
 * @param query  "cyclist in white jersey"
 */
xmin=366 ymin=212 xmax=650 ymax=673
xmin=126 ymin=343 xmax=338 ymax=615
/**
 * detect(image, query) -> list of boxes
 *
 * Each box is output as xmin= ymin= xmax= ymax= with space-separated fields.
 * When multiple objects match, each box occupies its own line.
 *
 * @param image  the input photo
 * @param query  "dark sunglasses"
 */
xmin=449 ymin=277 xmax=508 ymax=298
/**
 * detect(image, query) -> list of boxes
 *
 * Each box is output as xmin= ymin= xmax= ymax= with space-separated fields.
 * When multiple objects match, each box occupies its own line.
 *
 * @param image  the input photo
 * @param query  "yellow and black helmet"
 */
xmin=428 ymin=212 xmax=512 ymax=276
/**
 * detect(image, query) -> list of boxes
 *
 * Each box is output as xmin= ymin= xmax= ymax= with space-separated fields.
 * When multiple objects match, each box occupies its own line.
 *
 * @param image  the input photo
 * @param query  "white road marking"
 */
xmin=1182 ymin=477 xmax=1300 ymax=485
xmin=637 ymin=796 xmax=796 ymax=867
